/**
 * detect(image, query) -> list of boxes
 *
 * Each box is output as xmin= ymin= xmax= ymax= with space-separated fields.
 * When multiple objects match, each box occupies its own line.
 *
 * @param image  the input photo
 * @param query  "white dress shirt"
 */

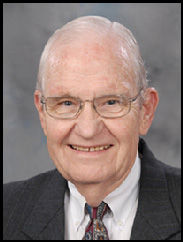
xmin=64 ymin=153 xmax=141 ymax=240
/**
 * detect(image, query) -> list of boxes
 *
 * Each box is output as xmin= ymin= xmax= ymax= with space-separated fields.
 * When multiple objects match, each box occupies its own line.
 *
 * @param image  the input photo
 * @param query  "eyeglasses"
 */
xmin=40 ymin=90 xmax=142 ymax=120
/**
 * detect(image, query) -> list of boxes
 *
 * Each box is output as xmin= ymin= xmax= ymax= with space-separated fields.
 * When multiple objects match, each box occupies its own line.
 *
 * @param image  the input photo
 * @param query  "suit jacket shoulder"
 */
xmin=131 ymin=138 xmax=181 ymax=240
xmin=4 ymin=169 xmax=56 ymax=217
xmin=3 ymin=169 xmax=67 ymax=240
xmin=162 ymin=161 xmax=181 ymax=224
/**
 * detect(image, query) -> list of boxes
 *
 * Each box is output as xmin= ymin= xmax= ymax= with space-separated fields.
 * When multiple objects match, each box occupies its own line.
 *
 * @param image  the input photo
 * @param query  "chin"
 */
xmin=70 ymin=175 xmax=104 ymax=184
xmin=55 ymin=159 xmax=115 ymax=185
xmin=65 ymin=169 xmax=107 ymax=184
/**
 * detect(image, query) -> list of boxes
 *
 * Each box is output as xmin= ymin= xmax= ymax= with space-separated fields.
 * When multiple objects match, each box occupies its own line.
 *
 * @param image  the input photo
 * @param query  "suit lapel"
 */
xmin=131 ymin=212 xmax=161 ymax=240
xmin=131 ymin=139 xmax=180 ymax=240
xmin=22 ymin=170 xmax=67 ymax=240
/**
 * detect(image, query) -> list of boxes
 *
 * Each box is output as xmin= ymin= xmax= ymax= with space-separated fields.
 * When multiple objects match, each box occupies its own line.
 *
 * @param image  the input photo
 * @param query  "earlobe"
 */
xmin=139 ymin=88 xmax=159 ymax=135
xmin=34 ymin=90 xmax=47 ymax=136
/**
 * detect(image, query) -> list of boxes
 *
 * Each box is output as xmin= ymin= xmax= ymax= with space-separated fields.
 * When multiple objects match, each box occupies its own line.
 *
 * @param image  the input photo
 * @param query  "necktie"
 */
xmin=83 ymin=201 xmax=109 ymax=240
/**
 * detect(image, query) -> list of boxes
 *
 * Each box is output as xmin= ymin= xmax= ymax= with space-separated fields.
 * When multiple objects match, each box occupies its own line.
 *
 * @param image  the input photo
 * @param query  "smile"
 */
xmin=70 ymin=144 xmax=112 ymax=152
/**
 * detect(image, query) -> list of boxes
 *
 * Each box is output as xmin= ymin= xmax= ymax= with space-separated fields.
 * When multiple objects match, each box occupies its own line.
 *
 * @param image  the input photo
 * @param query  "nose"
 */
xmin=74 ymin=101 xmax=104 ymax=139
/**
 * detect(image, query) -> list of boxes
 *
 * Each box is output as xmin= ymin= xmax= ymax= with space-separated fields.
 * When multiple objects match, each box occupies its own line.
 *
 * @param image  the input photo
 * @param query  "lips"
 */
xmin=69 ymin=144 xmax=113 ymax=152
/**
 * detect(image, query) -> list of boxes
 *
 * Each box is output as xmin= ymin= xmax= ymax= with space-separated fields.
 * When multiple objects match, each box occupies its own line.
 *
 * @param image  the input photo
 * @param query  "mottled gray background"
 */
xmin=3 ymin=3 xmax=181 ymax=183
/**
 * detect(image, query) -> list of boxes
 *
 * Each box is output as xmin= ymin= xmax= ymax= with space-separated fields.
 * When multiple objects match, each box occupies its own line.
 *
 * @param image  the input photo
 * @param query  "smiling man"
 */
xmin=3 ymin=16 xmax=181 ymax=240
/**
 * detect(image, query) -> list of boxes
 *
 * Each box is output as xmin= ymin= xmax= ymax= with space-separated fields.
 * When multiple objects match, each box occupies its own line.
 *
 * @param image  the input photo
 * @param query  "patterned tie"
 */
xmin=83 ymin=201 xmax=109 ymax=240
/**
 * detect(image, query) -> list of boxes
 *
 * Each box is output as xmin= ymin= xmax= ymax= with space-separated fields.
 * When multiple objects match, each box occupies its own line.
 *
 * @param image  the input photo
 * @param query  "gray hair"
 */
xmin=36 ymin=16 xmax=148 ymax=93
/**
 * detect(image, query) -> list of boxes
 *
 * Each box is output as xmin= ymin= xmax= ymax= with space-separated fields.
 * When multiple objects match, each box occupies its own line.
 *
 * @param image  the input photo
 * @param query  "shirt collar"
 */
xmin=104 ymin=152 xmax=141 ymax=227
xmin=68 ymin=181 xmax=86 ymax=231
xmin=68 ymin=151 xmax=141 ymax=231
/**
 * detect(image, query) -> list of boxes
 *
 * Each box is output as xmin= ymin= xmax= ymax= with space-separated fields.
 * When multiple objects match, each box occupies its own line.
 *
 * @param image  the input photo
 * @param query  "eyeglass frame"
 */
xmin=40 ymin=89 xmax=143 ymax=120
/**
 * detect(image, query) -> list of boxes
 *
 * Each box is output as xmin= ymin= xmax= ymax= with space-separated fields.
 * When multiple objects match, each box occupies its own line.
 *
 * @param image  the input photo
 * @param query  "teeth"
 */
xmin=71 ymin=145 xmax=111 ymax=152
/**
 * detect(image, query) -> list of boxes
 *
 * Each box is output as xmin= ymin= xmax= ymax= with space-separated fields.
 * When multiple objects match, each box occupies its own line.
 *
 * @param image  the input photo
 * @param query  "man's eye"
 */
xmin=107 ymin=100 xmax=116 ymax=105
xmin=106 ymin=100 xmax=118 ymax=105
xmin=62 ymin=101 xmax=73 ymax=106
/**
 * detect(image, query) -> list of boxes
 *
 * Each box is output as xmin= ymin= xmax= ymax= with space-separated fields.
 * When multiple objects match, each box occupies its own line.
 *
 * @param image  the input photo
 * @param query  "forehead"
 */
xmin=45 ymin=36 xmax=136 ymax=96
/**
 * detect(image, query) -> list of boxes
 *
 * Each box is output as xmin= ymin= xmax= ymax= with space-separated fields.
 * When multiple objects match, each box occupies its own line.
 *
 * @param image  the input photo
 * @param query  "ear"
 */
xmin=34 ymin=90 xmax=47 ymax=136
xmin=139 ymin=87 xmax=159 ymax=135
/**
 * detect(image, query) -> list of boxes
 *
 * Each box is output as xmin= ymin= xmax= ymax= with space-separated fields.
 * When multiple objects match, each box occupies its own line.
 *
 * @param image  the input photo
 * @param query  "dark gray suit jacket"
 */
xmin=3 ymin=139 xmax=181 ymax=240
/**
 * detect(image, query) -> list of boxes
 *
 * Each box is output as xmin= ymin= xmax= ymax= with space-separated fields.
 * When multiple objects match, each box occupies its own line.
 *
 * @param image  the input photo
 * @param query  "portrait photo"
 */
xmin=3 ymin=3 xmax=181 ymax=240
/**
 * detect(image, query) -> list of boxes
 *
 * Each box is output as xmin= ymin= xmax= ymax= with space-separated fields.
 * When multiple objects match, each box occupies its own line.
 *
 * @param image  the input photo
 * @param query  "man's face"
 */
xmin=36 ymin=36 xmax=147 ymax=188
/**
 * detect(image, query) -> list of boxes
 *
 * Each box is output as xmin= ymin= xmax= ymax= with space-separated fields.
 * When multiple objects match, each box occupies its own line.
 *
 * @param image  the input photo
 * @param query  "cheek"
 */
xmin=45 ymin=118 xmax=71 ymax=154
xmin=107 ymin=113 xmax=140 ymax=142
xmin=45 ymin=119 xmax=75 ymax=178
xmin=113 ymin=119 xmax=138 ymax=159
xmin=107 ymin=115 xmax=140 ymax=177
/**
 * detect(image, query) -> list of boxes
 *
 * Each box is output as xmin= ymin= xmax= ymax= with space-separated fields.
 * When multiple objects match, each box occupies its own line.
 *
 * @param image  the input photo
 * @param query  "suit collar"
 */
xmin=22 ymin=170 xmax=67 ymax=240
xmin=131 ymin=138 xmax=181 ymax=240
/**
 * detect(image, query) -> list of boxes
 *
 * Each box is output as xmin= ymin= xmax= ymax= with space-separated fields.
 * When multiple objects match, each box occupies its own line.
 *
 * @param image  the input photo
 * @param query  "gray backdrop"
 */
xmin=3 ymin=3 xmax=181 ymax=183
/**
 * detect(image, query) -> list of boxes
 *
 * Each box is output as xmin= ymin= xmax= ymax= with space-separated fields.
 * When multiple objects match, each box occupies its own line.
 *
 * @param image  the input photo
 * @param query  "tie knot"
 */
xmin=86 ymin=201 xmax=108 ymax=220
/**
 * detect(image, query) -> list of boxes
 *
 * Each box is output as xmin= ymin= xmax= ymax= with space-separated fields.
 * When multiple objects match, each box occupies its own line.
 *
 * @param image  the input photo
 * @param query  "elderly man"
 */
xmin=3 ymin=16 xmax=181 ymax=240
